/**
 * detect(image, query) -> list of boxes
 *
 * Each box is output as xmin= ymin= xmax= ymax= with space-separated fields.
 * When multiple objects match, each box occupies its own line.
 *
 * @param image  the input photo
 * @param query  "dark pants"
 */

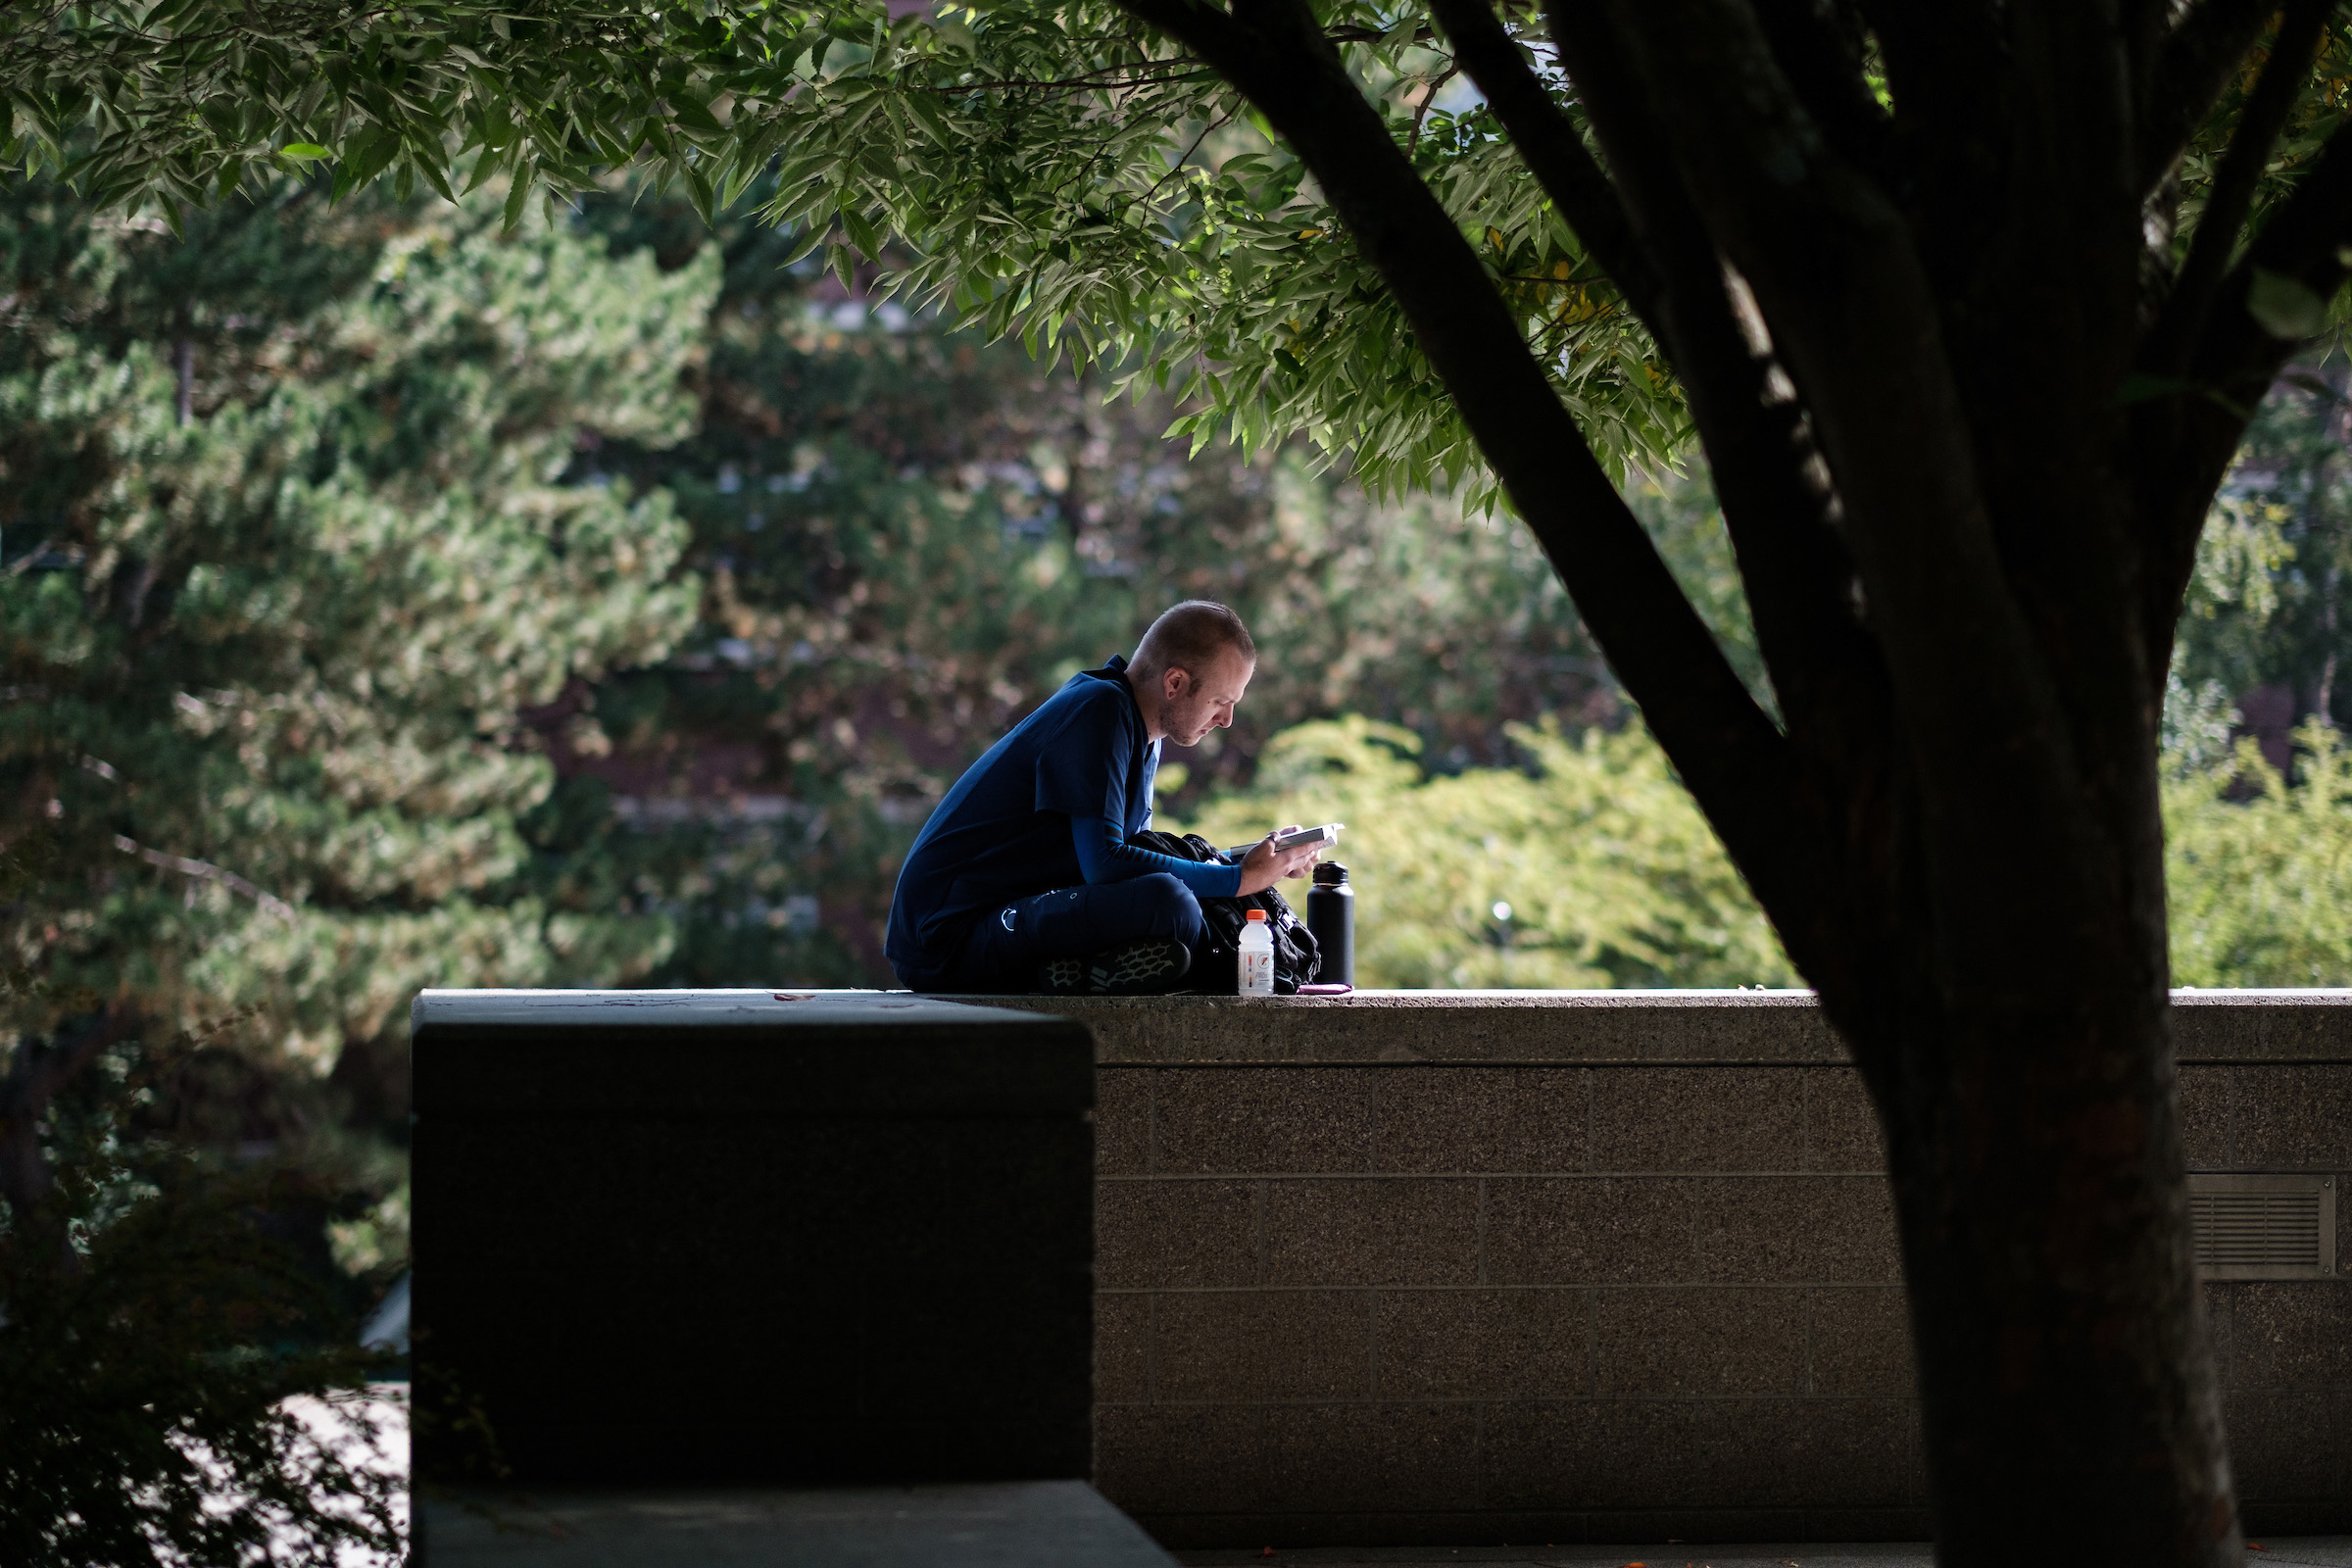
xmin=918 ymin=873 xmax=1204 ymax=993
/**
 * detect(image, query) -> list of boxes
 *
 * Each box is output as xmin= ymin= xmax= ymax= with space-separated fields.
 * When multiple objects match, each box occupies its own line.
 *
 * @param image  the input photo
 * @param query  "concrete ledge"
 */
xmin=954 ymin=988 xmax=2352 ymax=1064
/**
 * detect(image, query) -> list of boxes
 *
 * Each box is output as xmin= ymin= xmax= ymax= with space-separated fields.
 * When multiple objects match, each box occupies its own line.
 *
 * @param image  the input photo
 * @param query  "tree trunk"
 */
xmin=1866 ymin=993 xmax=2232 ymax=1563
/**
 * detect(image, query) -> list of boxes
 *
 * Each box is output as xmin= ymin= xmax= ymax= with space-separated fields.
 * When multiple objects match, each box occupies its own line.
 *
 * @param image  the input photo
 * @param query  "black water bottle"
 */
xmin=1306 ymin=862 xmax=1354 ymax=987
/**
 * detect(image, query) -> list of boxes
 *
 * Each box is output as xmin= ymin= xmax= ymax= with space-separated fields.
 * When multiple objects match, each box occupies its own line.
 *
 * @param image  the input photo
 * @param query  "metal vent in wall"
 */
xmin=2188 ymin=1173 xmax=2336 ymax=1280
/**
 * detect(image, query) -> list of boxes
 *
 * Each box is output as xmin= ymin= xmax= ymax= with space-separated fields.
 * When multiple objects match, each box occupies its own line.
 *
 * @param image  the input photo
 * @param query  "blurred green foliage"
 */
xmin=2168 ymin=723 xmax=2352 ymax=988
xmin=2 ymin=181 xmax=706 ymax=1074
xmin=2171 ymin=362 xmax=2352 ymax=720
xmin=1176 ymin=715 xmax=1796 ymax=989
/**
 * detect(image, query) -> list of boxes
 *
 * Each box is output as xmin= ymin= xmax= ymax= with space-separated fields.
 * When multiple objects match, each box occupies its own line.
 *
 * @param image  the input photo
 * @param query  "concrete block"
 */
xmin=1486 ymin=1177 xmax=1696 ymax=1285
xmin=2172 ymin=989 xmax=2352 ymax=1059
xmin=1152 ymin=1290 xmax=1376 ymax=1401
xmin=1374 ymin=1287 xmax=1594 ymax=1399
xmin=2225 ymin=1281 xmax=2352 ymax=1390
xmin=1262 ymin=1178 xmax=1481 ymax=1287
xmin=1097 ymin=1067 xmax=1152 ymax=1176
xmin=1096 ymin=1179 xmax=1259 ymax=1290
xmin=411 ymin=989 xmax=1096 ymax=1488
xmin=2233 ymin=1065 xmax=2352 ymax=1168
xmin=1807 ymin=1286 xmax=1917 ymax=1396
xmin=1593 ymin=1286 xmax=1805 ymax=1396
xmin=1482 ymin=1398 xmax=1913 ymax=1510
xmin=1696 ymin=1176 xmax=1902 ymax=1283
xmin=1589 ymin=1067 xmax=1804 ymax=1172
xmin=1152 ymin=1066 xmax=1374 ymax=1174
xmin=2226 ymin=1386 xmax=2352 ymax=1502
xmin=1260 ymin=1402 xmax=1484 ymax=1511
xmin=1802 ymin=1066 xmax=1888 ymax=1172
xmin=1371 ymin=1066 xmax=1589 ymax=1173
xmin=2180 ymin=1064 xmax=2230 ymax=1168
xmin=1097 ymin=1292 xmax=1152 ymax=1403
xmin=1093 ymin=1403 xmax=1265 ymax=1513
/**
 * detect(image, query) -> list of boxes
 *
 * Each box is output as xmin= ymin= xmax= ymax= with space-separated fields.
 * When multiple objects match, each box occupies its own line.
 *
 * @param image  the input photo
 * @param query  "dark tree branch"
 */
xmin=1746 ymin=0 xmax=1891 ymax=177
xmin=2142 ymin=0 xmax=2332 ymax=376
xmin=1115 ymin=0 xmax=1816 ymax=926
xmin=2135 ymin=114 xmax=2352 ymax=682
xmin=1536 ymin=0 xmax=1900 ymax=1001
xmin=1583 ymin=0 xmax=2125 ymax=990
xmin=2138 ymin=0 xmax=2295 ymax=193
xmin=1423 ymin=0 xmax=1662 ymax=318
xmin=1540 ymin=6 xmax=1884 ymax=692
xmin=1851 ymin=0 xmax=2010 ymax=182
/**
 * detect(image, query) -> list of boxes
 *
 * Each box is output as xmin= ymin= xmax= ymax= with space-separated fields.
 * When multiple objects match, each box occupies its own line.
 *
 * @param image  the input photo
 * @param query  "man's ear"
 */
xmin=1162 ymin=665 xmax=1191 ymax=702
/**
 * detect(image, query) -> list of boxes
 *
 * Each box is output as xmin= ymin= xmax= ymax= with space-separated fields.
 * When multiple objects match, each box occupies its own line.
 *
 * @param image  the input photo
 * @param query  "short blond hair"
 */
xmin=1132 ymin=601 xmax=1255 ymax=680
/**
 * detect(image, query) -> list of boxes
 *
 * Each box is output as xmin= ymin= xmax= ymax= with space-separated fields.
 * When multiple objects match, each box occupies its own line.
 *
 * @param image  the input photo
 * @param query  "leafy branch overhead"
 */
xmin=1 ymin=0 xmax=1706 ymax=500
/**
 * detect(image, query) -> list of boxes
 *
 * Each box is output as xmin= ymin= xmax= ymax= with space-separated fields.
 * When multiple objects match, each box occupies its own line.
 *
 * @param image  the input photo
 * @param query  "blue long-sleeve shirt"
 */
xmin=890 ymin=655 xmax=1217 ymax=982
xmin=1071 ymin=815 xmax=1242 ymax=898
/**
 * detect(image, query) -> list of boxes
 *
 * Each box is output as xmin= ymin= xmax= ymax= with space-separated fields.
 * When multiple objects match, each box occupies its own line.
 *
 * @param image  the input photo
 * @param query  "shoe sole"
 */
xmin=1038 ymin=940 xmax=1191 ymax=995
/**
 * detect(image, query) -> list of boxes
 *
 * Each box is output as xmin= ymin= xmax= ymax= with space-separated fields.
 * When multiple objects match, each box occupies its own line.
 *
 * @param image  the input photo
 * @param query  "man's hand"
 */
xmin=1237 ymin=824 xmax=1321 ymax=896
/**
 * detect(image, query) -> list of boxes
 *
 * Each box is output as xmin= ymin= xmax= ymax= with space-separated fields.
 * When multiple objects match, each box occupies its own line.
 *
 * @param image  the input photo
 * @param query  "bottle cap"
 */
xmin=1245 ymin=908 xmax=1266 ymax=921
xmin=1312 ymin=862 xmax=1348 ymax=885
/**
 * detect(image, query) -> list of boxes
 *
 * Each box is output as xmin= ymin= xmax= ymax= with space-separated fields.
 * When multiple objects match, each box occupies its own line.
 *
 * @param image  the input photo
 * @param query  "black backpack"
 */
xmin=1126 ymin=829 xmax=1322 ymax=994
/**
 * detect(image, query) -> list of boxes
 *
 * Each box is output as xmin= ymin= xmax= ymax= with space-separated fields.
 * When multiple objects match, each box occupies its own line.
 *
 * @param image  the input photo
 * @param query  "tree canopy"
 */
xmin=1 ymin=0 xmax=1736 ymax=507
xmin=13 ymin=0 xmax=2352 ymax=1557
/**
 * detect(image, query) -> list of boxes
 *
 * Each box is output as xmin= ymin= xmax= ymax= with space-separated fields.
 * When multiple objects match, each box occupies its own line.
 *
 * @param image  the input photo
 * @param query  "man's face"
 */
xmin=1161 ymin=646 xmax=1254 ymax=747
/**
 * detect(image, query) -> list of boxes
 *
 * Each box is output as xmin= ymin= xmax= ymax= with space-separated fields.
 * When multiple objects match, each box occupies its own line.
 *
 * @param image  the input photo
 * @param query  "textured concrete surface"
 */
xmin=1053 ymin=990 xmax=2352 ymax=1546
xmin=412 ymin=990 xmax=1098 ymax=1487
xmin=417 ymin=1481 xmax=1176 ymax=1566
xmin=961 ymin=987 xmax=2352 ymax=1065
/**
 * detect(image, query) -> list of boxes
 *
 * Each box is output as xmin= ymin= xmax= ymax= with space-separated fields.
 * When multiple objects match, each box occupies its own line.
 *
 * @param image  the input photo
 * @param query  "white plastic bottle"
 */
xmin=1239 ymin=908 xmax=1276 ymax=997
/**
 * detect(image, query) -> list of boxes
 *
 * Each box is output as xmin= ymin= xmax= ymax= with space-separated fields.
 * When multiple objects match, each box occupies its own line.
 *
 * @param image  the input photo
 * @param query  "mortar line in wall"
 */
xmin=1477 ymin=1176 xmax=1489 ymax=1287
xmin=1799 ymin=1064 xmax=1814 ymax=1169
xmin=1801 ymin=1283 xmax=1815 ymax=1397
xmin=1147 ymin=1070 xmax=1159 ymax=1175
xmin=2225 ymin=1061 xmax=2238 ymax=1166
xmin=1582 ymin=1067 xmax=1595 ymax=1174
xmin=1471 ymin=1397 xmax=1487 ymax=1510
xmin=1254 ymin=1178 xmax=1267 ymax=1287
xmin=1585 ymin=1284 xmax=1598 ymax=1392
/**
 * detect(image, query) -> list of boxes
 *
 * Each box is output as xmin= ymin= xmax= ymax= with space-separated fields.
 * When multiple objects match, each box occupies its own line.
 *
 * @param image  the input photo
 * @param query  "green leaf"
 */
xmin=501 ymin=165 xmax=534 ymax=232
xmin=841 ymin=206 xmax=882 ymax=261
xmin=2247 ymin=268 xmax=2328 ymax=341
xmin=278 ymin=142 xmax=331 ymax=161
xmin=666 ymin=88 xmax=724 ymax=137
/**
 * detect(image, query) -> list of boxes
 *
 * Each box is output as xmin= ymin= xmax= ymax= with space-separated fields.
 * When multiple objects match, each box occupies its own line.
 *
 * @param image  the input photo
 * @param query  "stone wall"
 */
xmin=974 ymin=991 xmax=2352 ymax=1549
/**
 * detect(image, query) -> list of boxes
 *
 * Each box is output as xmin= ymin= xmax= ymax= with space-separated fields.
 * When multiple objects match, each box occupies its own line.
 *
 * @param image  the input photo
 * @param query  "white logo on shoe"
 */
xmin=1001 ymin=906 xmax=1018 ymax=931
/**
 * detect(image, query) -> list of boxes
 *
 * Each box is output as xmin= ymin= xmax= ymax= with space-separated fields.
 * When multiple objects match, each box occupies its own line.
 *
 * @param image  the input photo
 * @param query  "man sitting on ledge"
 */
xmin=885 ymin=600 xmax=1322 ymax=995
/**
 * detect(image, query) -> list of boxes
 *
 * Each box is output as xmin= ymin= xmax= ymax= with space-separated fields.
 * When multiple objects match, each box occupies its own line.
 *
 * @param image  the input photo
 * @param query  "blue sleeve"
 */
xmin=1071 ymin=816 xmax=1243 ymax=898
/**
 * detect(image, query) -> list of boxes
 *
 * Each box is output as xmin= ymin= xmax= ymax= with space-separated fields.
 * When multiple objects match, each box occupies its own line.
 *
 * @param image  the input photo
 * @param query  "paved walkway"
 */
xmin=1175 ymin=1542 xmax=2352 ymax=1568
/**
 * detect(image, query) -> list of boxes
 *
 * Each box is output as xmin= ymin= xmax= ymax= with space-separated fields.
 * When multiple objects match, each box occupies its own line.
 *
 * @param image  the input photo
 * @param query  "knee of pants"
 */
xmin=1136 ymin=872 xmax=1205 ymax=947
